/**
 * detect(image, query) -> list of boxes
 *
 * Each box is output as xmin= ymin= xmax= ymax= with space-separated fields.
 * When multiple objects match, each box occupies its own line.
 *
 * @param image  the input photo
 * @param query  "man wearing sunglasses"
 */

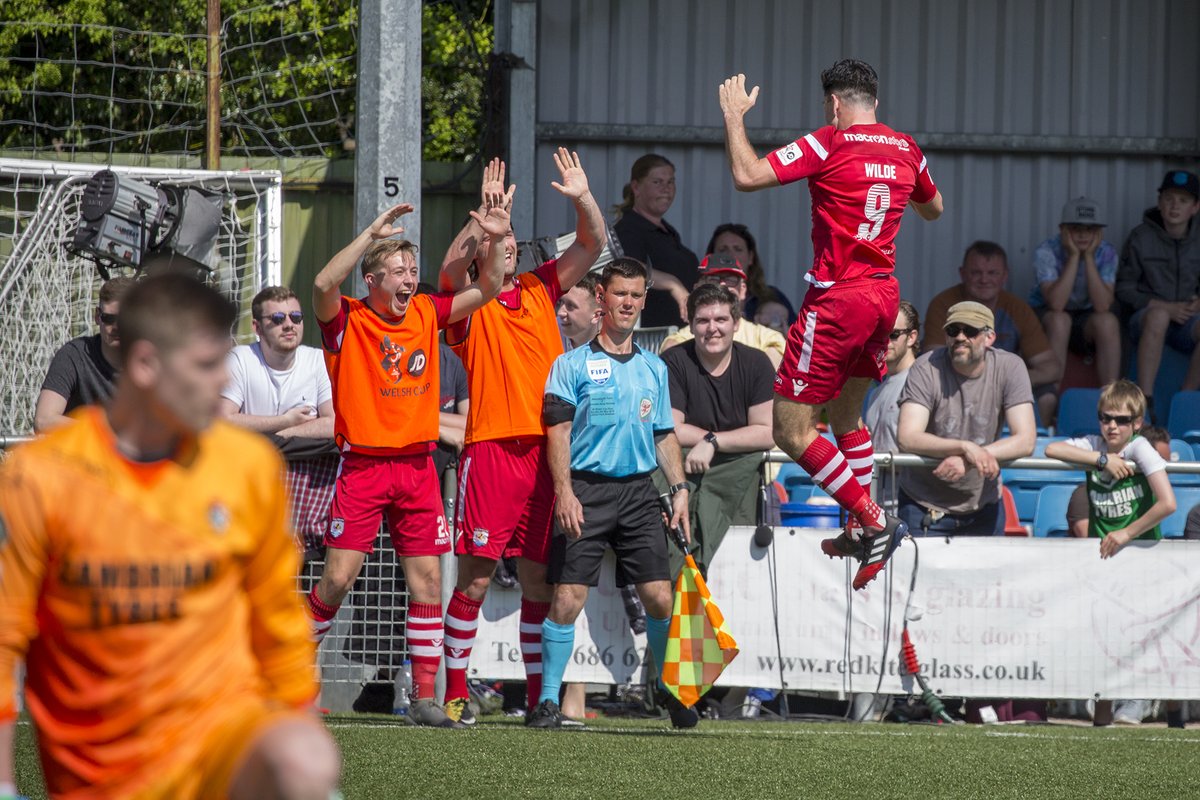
xmin=896 ymin=301 xmax=1037 ymax=536
xmin=218 ymin=285 xmax=333 ymax=441
xmin=34 ymin=276 xmax=136 ymax=432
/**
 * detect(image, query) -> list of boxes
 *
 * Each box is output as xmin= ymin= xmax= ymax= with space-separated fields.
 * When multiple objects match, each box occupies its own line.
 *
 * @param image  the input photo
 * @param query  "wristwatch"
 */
xmin=704 ymin=431 xmax=720 ymax=450
xmin=1096 ymin=453 xmax=1109 ymax=470
xmin=669 ymin=482 xmax=690 ymax=496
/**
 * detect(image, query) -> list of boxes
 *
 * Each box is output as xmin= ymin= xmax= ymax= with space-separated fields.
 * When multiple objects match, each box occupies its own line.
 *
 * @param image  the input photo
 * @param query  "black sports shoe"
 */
xmin=351 ymin=681 xmax=395 ymax=714
xmin=853 ymin=512 xmax=908 ymax=590
xmin=526 ymin=699 xmax=563 ymax=729
xmin=663 ymin=691 xmax=699 ymax=729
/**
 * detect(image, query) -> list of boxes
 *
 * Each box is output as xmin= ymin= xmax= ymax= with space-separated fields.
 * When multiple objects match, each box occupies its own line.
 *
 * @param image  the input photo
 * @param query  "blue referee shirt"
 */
xmin=544 ymin=340 xmax=675 ymax=478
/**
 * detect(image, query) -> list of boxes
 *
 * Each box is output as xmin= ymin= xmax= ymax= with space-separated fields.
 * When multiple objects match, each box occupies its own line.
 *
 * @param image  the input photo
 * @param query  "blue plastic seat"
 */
xmin=1167 ymin=392 xmax=1200 ymax=447
xmin=1160 ymin=487 xmax=1200 ymax=538
xmin=1032 ymin=484 xmax=1078 ymax=537
xmin=1056 ymin=388 xmax=1103 ymax=437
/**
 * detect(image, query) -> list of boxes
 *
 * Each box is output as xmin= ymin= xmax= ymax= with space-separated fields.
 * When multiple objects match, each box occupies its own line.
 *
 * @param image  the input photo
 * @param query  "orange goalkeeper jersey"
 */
xmin=451 ymin=261 xmax=565 ymax=444
xmin=0 ymin=408 xmax=317 ymax=799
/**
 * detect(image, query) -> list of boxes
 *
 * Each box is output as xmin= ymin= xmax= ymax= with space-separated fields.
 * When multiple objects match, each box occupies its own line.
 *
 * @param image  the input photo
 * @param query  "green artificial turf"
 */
xmin=14 ymin=714 xmax=1200 ymax=799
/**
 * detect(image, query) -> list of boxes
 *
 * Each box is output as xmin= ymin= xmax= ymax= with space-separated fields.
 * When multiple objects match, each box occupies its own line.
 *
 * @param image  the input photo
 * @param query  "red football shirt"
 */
xmin=767 ymin=123 xmax=937 ymax=287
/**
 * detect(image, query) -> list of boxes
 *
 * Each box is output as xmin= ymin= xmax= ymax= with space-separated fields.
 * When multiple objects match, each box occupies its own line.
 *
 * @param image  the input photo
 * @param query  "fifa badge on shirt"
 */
xmin=639 ymin=398 xmax=653 ymax=420
xmin=472 ymin=528 xmax=489 ymax=547
xmin=208 ymin=502 xmax=230 ymax=535
xmin=330 ymin=518 xmax=345 ymax=539
xmin=586 ymin=357 xmax=612 ymax=385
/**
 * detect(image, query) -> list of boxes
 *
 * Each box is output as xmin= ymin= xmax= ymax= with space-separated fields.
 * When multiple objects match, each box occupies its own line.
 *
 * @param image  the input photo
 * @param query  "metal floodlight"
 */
xmin=70 ymin=169 xmax=223 ymax=278
xmin=551 ymin=221 xmax=625 ymax=270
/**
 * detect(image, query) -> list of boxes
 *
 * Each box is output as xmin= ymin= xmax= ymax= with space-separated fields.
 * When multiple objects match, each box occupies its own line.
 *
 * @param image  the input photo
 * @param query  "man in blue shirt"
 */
xmin=532 ymin=257 xmax=695 ymax=729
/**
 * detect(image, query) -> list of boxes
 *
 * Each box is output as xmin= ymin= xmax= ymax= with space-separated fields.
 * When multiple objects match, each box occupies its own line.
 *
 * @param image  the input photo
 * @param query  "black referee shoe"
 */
xmin=526 ymin=699 xmax=563 ymax=729
xmin=664 ymin=692 xmax=699 ymax=729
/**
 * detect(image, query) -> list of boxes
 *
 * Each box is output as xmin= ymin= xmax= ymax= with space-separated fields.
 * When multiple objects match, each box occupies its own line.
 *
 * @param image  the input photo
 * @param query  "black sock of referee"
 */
xmin=1167 ymin=707 xmax=1186 ymax=729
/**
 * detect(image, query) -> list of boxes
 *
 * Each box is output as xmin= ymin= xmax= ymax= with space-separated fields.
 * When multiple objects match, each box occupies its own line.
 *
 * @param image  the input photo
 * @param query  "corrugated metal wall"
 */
xmin=530 ymin=0 xmax=1199 ymax=328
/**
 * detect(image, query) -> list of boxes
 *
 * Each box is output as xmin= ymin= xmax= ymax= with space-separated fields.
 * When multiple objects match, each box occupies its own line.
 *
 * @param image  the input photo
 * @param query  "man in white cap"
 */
xmin=1029 ymin=196 xmax=1121 ymax=392
xmin=895 ymin=301 xmax=1037 ymax=535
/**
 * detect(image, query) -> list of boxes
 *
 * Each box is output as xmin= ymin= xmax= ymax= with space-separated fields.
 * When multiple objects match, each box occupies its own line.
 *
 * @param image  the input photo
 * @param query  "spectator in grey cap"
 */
xmin=1115 ymin=169 xmax=1200 ymax=422
xmin=895 ymin=301 xmax=1037 ymax=536
xmin=1029 ymin=196 xmax=1121 ymax=391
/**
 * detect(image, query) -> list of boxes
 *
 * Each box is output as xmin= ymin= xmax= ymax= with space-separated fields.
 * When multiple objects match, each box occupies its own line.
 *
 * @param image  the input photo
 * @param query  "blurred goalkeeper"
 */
xmin=0 ymin=274 xmax=340 ymax=799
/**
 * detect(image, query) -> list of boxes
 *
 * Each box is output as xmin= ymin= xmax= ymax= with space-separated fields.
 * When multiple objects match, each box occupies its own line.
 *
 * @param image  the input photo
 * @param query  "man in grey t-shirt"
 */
xmin=864 ymin=300 xmax=921 ymax=508
xmin=896 ymin=301 xmax=1037 ymax=535
xmin=34 ymin=276 xmax=135 ymax=432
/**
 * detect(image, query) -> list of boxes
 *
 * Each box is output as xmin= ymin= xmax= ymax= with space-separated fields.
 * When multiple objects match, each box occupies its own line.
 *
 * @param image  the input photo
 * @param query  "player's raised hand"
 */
xmin=367 ymin=203 xmax=414 ymax=240
xmin=550 ymin=147 xmax=590 ymax=200
xmin=719 ymin=74 xmax=760 ymax=117
xmin=481 ymin=157 xmax=514 ymax=212
xmin=468 ymin=184 xmax=516 ymax=238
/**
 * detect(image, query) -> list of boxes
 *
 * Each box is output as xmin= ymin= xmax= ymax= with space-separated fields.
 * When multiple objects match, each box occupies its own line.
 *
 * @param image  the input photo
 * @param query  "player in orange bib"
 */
xmin=0 ymin=274 xmax=340 ymax=800
xmin=436 ymin=148 xmax=605 ymax=722
xmin=304 ymin=200 xmax=509 ymax=728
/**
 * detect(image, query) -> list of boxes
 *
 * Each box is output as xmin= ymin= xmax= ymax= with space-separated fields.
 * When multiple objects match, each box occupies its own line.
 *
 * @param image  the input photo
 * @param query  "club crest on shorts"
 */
xmin=329 ymin=518 xmax=345 ymax=538
xmin=208 ymin=502 xmax=230 ymax=535
xmin=472 ymin=527 xmax=489 ymax=547
xmin=639 ymin=397 xmax=653 ymax=420
xmin=586 ymin=357 xmax=611 ymax=385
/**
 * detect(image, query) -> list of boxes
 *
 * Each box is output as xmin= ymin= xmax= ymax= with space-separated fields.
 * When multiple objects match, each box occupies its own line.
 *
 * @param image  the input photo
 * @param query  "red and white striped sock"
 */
xmin=406 ymin=601 xmax=444 ymax=702
xmin=797 ymin=435 xmax=884 ymax=530
xmin=520 ymin=599 xmax=550 ymax=711
xmin=443 ymin=590 xmax=482 ymax=702
xmin=837 ymin=427 xmax=875 ymax=494
xmin=306 ymin=586 xmax=339 ymax=643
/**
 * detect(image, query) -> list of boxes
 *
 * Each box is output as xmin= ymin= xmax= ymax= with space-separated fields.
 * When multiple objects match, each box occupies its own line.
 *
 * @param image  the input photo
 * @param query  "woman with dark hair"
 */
xmin=612 ymin=154 xmax=698 ymax=327
xmin=704 ymin=222 xmax=796 ymax=324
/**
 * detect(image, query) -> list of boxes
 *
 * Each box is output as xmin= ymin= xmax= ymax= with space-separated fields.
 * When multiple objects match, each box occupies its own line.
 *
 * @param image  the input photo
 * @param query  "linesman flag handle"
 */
xmin=658 ymin=492 xmax=691 ymax=554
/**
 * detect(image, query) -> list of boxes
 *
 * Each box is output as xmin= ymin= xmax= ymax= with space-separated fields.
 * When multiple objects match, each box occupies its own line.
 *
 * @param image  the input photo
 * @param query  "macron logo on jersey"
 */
xmin=842 ymin=132 xmax=910 ymax=151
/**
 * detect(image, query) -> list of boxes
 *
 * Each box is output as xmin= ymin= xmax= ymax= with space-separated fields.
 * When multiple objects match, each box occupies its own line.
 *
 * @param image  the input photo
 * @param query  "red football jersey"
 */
xmin=767 ymin=123 xmax=937 ymax=286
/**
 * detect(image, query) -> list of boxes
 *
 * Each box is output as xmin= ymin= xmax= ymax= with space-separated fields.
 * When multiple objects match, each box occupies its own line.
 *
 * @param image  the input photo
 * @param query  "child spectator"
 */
xmin=1045 ymin=380 xmax=1180 ymax=728
xmin=1114 ymin=170 xmax=1200 ymax=422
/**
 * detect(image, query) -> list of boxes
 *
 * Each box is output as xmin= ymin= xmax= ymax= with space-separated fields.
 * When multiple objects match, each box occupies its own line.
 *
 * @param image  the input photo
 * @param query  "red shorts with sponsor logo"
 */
xmin=326 ymin=450 xmax=450 ymax=557
xmin=455 ymin=438 xmax=554 ymax=564
xmin=774 ymin=276 xmax=899 ymax=405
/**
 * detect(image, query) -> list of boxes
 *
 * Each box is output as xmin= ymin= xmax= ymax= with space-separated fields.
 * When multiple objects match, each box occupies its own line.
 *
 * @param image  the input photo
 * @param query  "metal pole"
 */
xmin=205 ymin=0 xmax=221 ymax=170
xmin=353 ymin=0 xmax=422 ymax=295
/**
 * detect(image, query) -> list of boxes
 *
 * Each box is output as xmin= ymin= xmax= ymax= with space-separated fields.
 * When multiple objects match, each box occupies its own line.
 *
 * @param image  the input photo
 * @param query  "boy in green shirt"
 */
xmin=1046 ymin=380 xmax=1176 ymax=555
xmin=1045 ymin=379 xmax=1180 ymax=727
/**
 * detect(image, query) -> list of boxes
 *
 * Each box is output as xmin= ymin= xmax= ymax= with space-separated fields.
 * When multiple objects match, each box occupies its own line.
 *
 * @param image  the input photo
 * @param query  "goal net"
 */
xmin=0 ymin=157 xmax=283 ymax=435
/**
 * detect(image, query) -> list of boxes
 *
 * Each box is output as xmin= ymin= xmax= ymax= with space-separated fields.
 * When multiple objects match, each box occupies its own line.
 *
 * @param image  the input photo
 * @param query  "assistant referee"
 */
xmin=528 ymin=257 xmax=697 ymax=730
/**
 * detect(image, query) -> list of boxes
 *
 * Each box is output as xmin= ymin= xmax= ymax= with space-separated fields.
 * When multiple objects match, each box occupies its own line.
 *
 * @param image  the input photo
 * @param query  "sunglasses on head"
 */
xmin=945 ymin=323 xmax=984 ymax=339
xmin=97 ymin=311 xmax=118 ymax=325
xmin=261 ymin=311 xmax=304 ymax=325
xmin=1098 ymin=412 xmax=1135 ymax=425
xmin=888 ymin=328 xmax=912 ymax=341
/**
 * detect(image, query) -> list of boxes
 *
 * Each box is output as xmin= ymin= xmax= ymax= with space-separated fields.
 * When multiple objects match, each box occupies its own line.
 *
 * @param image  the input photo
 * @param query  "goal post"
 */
xmin=0 ymin=157 xmax=283 ymax=436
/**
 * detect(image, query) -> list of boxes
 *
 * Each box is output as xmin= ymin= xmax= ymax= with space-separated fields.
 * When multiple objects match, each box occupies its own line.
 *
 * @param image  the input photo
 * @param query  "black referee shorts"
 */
xmin=547 ymin=472 xmax=671 ymax=588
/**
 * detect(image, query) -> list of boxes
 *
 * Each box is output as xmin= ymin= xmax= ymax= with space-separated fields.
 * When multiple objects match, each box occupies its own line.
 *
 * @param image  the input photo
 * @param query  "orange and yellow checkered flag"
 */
xmin=660 ymin=552 xmax=739 ymax=707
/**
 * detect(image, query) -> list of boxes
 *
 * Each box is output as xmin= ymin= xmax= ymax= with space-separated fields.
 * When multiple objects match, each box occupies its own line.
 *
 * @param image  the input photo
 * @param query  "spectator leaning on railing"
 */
xmin=896 ymin=301 xmax=1037 ymax=536
xmin=655 ymin=282 xmax=775 ymax=578
xmin=1044 ymin=380 xmax=1180 ymax=728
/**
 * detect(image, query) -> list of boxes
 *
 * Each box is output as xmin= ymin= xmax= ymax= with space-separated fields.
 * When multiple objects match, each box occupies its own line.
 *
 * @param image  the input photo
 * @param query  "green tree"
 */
xmin=0 ymin=0 xmax=491 ymax=160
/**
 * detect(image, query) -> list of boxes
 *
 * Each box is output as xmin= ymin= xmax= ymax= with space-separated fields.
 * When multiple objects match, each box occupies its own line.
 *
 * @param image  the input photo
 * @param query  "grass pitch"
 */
xmin=15 ymin=714 xmax=1200 ymax=799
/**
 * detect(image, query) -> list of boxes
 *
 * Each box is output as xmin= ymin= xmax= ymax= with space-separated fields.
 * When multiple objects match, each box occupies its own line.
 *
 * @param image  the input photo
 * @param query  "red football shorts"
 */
xmin=326 ymin=450 xmax=451 ymax=557
xmin=775 ymin=276 xmax=899 ymax=405
xmin=455 ymin=438 xmax=554 ymax=564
